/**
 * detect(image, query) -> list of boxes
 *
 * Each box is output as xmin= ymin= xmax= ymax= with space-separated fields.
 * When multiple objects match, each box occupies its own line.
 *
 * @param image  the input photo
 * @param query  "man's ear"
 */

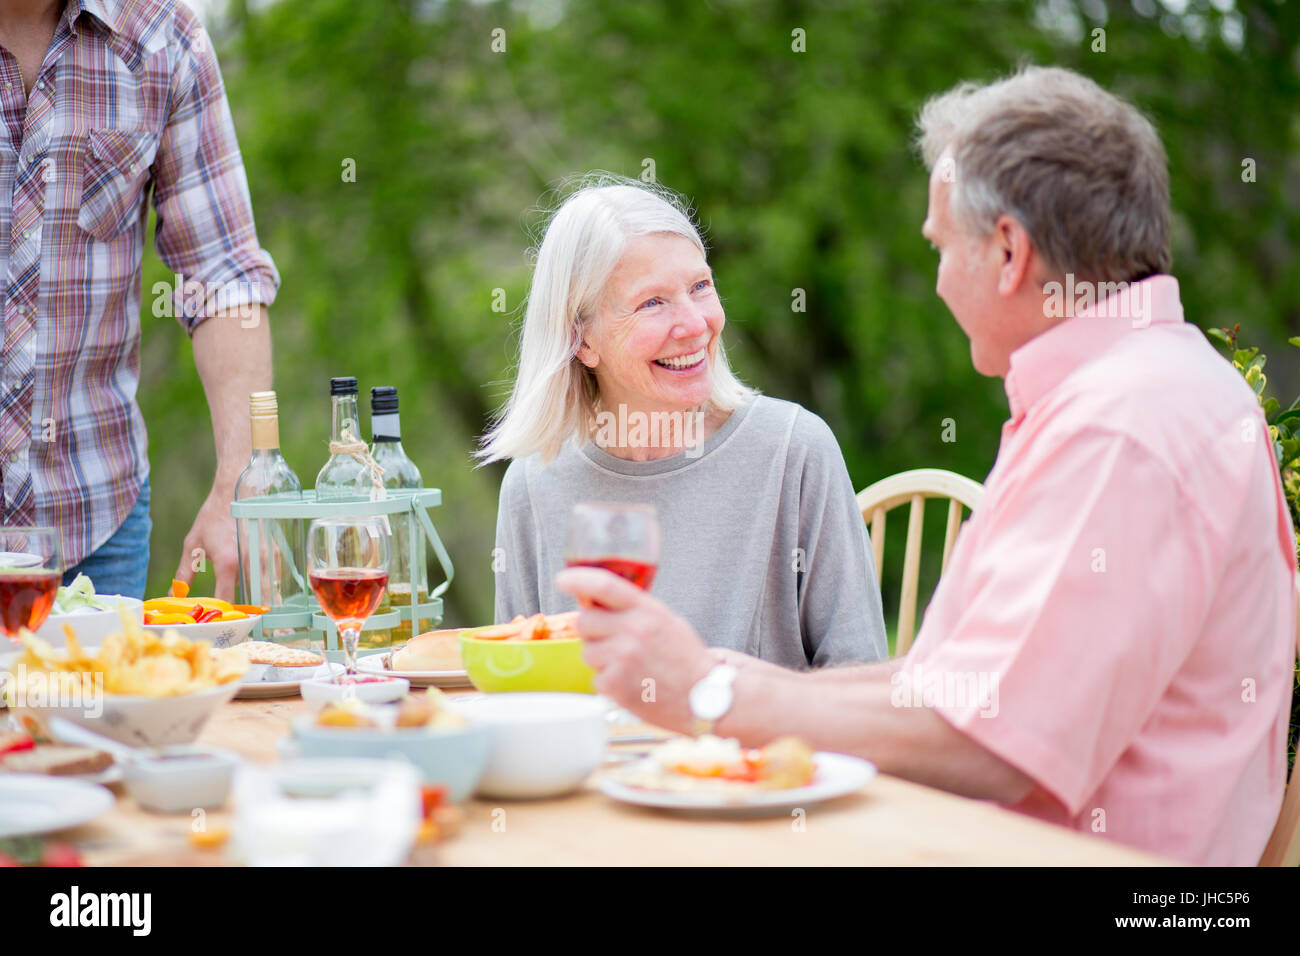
xmin=994 ymin=214 xmax=1035 ymax=298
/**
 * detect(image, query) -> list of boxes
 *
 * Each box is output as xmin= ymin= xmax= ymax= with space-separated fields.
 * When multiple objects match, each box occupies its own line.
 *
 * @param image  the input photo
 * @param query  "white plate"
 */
xmin=598 ymin=752 xmax=877 ymax=815
xmin=0 ymin=774 xmax=114 ymax=837
xmin=235 ymin=662 xmax=345 ymax=699
xmin=356 ymin=652 xmax=473 ymax=689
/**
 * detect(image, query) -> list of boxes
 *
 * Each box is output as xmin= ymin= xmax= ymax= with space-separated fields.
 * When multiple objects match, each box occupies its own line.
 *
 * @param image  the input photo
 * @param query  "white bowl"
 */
xmin=448 ymin=692 xmax=607 ymax=799
xmin=123 ymin=745 xmax=242 ymax=813
xmin=300 ymin=675 xmax=409 ymax=710
xmin=141 ymin=615 xmax=259 ymax=650
xmin=36 ymin=596 xmax=144 ymax=649
xmin=10 ymin=678 xmax=242 ymax=748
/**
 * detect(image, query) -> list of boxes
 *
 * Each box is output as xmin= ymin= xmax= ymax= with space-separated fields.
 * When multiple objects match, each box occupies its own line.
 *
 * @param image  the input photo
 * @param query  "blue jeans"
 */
xmin=62 ymin=478 xmax=152 ymax=600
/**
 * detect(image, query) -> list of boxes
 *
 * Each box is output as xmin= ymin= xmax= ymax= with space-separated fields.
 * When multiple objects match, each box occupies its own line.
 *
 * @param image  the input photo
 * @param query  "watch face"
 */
xmin=691 ymin=682 xmax=731 ymax=722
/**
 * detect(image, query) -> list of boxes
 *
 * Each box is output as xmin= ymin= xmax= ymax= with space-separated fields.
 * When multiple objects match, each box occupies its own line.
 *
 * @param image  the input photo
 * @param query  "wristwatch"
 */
xmin=688 ymin=663 xmax=738 ymax=737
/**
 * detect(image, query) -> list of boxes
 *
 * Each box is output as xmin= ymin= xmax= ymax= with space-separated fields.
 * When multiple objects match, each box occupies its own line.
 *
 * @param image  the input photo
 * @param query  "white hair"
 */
xmin=477 ymin=173 xmax=755 ymax=464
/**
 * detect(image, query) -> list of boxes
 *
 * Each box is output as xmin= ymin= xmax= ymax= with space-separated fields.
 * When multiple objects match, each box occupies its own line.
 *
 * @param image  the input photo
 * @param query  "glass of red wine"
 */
xmin=564 ymin=503 xmax=661 ymax=607
xmin=306 ymin=516 xmax=389 ymax=679
xmin=0 ymin=526 xmax=62 ymax=644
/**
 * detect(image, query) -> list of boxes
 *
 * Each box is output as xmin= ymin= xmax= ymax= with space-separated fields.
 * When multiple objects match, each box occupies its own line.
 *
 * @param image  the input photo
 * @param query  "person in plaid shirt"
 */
xmin=0 ymin=0 xmax=278 ymax=599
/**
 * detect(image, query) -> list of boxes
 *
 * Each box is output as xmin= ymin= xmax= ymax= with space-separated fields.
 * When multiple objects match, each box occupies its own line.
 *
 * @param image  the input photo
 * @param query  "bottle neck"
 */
xmin=371 ymin=410 xmax=401 ymax=443
xmin=331 ymin=395 xmax=360 ymax=444
xmin=250 ymin=414 xmax=280 ymax=451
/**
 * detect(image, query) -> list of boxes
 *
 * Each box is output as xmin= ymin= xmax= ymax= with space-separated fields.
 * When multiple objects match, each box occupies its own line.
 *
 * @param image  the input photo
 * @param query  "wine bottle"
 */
xmin=315 ymin=376 xmax=370 ymax=502
xmin=234 ymin=391 xmax=307 ymax=633
xmin=369 ymin=386 xmax=429 ymax=644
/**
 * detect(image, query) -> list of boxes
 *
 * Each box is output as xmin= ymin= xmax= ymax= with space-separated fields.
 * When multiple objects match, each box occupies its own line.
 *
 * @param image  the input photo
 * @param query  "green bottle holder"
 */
xmin=229 ymin=488 xmax=453 ymax=659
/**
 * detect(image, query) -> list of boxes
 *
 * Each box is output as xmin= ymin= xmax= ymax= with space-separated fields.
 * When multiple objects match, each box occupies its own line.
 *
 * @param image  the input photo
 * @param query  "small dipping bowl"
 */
xmin=300 ymin=675 xmax=410 ymax=710
xmin=123 ymin=745 xmax=242 ymax=814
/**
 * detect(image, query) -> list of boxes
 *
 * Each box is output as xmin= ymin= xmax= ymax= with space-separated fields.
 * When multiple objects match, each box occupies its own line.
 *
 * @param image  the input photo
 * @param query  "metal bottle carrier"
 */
xmin=229 ymin=488 xmax=452 ymax=655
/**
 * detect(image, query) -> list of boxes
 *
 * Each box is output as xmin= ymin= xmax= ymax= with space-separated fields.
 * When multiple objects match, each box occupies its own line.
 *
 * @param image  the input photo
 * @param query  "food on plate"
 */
xmin=617 ymin=735 xmax=818 ymax=792
xmin=9 ymin=615 xmax=246 ymax=697
xmin=0 ymin=731 xmax=34 ymax=756
xmin=315 ymin=698 xmax=379 ymax=729
xmin=316 ymin=688 xmax=466 ymax=731
xmin=50 ymin=573 xmax=115 ymax=616
xmin=141 ymin=578 xmax=267 ymax=626
xmin=233 ymin=641 xmax=324 ymax=683
xmin=390 ymin=629 xmax=464 ymax=671
xmin=461 ymin=612 xmax=580 ymax=642
xmin=395 ymin=688 xmax=466 ymax=729
xmin=0 ymin=744 xmax=113 ymax=777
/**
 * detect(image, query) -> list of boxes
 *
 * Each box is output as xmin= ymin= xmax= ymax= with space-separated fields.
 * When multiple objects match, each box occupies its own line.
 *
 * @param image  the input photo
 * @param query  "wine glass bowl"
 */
xmin=563 ymin=503 xmax=661 ymax=606
xmin=0 ymin=527 xmax=61 ymax=644
xmin=306 ymin=517 xmax=390 ymax=677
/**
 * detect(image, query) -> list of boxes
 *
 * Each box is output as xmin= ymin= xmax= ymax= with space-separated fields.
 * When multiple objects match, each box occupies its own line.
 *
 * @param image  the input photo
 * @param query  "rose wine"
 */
xmin=566 ymin=556 xmax=657 ymax=590
xmin=309 ymin=567 xmax=389 ymax=624
xmin=0 ymin=570 xmax=61 ymax=637
xmin=565 ymin=557 xmax=657 ymax=608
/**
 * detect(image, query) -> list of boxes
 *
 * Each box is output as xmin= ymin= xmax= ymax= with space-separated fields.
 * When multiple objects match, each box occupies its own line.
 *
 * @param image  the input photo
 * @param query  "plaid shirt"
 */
xmin=0 ymin=0 xmax=278 ymax=567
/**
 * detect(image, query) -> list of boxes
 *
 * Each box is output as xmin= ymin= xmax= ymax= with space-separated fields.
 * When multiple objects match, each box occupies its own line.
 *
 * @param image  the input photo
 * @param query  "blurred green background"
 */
xmin=140 ymin=0 xmax=1300 ymax=630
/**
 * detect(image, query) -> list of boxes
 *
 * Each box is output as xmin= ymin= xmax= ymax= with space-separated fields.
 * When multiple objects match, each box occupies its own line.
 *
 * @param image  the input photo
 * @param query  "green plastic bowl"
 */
xmin=459 ymin=634 xmax=596 ymax=694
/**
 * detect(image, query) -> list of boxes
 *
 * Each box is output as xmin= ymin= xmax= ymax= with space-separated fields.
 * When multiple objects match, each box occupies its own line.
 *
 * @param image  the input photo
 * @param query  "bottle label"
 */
xmin=372 ymin=412 xmax=400 ymax=441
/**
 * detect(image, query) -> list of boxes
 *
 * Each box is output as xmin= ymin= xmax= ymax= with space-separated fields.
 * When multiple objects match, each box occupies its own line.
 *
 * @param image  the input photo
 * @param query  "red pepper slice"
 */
xmin=0 ymin=732 xmax=35 ymax=756
xmin=189 ymin=605 xmax=221 ymax=624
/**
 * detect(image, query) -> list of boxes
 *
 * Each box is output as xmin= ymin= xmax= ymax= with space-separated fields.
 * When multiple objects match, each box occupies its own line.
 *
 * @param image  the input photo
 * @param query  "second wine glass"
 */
xmin=307 ymin=516 xmax=389 ymax=677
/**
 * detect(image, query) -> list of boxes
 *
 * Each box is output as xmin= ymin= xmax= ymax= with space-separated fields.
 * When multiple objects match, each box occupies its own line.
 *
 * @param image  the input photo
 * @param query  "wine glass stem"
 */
xmin=341 ymin=625 xmax=360 ymax=675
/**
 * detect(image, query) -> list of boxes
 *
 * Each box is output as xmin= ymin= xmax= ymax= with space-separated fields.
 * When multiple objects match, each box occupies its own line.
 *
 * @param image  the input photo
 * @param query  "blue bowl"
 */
xmin=290 ymin=715 xmax=489 ymax=803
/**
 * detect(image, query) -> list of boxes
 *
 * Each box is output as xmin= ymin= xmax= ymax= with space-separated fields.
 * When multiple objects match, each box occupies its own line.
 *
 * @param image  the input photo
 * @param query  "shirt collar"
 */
xmin=72 ymin=0 xmax=118 ymax=35
xmin=1003 ymin=274 xmax=1185 ymax=420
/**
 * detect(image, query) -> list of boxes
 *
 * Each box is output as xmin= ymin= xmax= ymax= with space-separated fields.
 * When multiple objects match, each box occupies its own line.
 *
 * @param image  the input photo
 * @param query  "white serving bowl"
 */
xmin=448 ymin=692 xmax=607 ymax=799
xmin=124 ymin=745 xmax=242 ymax=813
xmin=36 ymin=596 xmax=144 ymax=649
xmin=300 ymin=675 xmax=409 ymax=710
xmin=10 ymin=678 xmax=243 ymax=748
xmin=141 ymin=615 xmax=259 ymax=650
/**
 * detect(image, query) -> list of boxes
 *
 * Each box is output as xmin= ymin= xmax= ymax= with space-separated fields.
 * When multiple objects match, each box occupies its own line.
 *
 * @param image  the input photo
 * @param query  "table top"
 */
xmin=57 ymin=694 xmax=1167 ymax=867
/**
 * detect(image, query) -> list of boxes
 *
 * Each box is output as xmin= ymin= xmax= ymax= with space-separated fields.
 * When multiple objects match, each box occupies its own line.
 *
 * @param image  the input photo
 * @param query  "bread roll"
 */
xmin=391 ymin=629 xmax=463 ymax=671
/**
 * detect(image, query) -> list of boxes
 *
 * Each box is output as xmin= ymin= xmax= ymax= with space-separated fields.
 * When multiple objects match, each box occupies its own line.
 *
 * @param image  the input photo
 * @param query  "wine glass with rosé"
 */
xmin=306 ymin=516 xmax=389 ymax=678
xmin=564 ymin=503 xmax=661 ymax=607
xmin=0 ymin=526 xmax=61 ymax=644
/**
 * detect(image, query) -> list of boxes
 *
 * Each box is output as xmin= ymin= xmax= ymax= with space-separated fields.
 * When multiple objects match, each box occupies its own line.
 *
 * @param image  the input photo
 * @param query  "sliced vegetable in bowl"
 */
xmin=51 ymin=573 xmax=116 ymax=616
xmin=141 ymin=579 xmax=267 ymax=627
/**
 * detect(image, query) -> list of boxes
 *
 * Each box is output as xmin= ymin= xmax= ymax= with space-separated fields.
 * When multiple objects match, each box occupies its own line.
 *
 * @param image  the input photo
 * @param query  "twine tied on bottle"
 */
xmin=330 ymin=426 xmax=387 ymax=502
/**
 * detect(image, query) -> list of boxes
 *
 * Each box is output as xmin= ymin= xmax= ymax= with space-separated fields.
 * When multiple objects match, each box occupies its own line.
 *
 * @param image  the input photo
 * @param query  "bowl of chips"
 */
xmin=3 ymin=616 xmax=247 ymax=748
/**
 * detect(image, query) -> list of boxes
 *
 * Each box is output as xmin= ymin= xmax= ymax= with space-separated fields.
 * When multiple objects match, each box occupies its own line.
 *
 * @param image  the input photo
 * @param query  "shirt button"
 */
xmin=4 ymin=82 xmax=11 ymax=90
xmin=36 ymin=81 xmax=44 ymax=90
xmin=7 ymin=454 xmax=16 ymax=464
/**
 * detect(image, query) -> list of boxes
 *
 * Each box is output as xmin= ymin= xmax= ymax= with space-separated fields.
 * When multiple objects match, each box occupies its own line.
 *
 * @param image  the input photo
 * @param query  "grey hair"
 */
xmin=477 ymin=173 xmax=754 ymax=464
xmin=916 ymin=65 xmax=1171 ymax=284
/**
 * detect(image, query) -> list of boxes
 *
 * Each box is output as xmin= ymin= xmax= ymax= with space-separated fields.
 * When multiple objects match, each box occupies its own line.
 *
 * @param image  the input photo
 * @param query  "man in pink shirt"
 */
xmin=554 ymin=66 xmax=1296 ymax=865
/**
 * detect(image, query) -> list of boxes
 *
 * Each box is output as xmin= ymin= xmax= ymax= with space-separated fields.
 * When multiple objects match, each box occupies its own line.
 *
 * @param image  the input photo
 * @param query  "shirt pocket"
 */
xmin=77 ymin=127 xmax=158 ymax=242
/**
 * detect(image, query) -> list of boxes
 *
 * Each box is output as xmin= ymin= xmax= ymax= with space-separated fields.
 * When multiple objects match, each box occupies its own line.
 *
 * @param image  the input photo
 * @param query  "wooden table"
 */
xmin=59 ymin=695 xmax=1167 ymax=866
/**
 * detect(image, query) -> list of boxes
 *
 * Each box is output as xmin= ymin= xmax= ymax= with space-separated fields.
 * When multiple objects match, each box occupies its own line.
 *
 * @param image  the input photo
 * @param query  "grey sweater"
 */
xmin=492 ymin=396 xmax=888 ymax=668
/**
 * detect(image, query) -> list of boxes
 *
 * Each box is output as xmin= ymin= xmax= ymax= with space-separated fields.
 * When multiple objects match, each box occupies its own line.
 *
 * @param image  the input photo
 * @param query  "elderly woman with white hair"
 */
xmin=479 ymin=175 xmax=887 ymax=667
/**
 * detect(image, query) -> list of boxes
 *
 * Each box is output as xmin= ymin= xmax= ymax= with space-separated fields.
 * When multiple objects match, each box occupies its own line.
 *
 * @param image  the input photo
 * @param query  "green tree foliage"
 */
xmin=138 ymin=0 xmax=1300 ymax=628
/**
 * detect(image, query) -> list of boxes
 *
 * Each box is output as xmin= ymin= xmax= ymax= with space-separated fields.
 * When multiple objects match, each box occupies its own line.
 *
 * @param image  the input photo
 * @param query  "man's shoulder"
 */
xmin=108 ymin=0 xmax=203 ymax=55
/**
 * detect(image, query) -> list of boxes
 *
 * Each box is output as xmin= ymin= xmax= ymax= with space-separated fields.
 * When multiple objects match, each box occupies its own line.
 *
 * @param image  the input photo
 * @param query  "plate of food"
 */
xmin=0 ymin=730 xmax=122 ymax=785
xmin=598 ymin=735 xmax=876 ymax=815
xmin=231 ymin=642 xmax=343 ymax=699
xmin=356 ymin=629 xmax=473 ymax=688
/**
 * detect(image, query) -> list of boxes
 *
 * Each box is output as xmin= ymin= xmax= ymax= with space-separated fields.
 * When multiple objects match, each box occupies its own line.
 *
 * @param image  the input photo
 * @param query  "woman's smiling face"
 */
xmin=578 ymin=233 xmax=724 ymax=417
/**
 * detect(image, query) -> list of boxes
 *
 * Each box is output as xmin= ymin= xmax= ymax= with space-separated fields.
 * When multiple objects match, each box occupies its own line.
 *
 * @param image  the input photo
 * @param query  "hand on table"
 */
xmin=555 ymin=567 xmax=715 ymax=734
xmin=175 ymin=482 xmax=239 ymax=601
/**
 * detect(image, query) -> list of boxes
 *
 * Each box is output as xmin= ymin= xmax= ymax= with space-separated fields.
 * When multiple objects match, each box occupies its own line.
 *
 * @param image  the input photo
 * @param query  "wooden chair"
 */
xmin=856 ymin=468 xmax=984 ymax=657
xmin=1259 ymin=572 xmax=1300 ymax=866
